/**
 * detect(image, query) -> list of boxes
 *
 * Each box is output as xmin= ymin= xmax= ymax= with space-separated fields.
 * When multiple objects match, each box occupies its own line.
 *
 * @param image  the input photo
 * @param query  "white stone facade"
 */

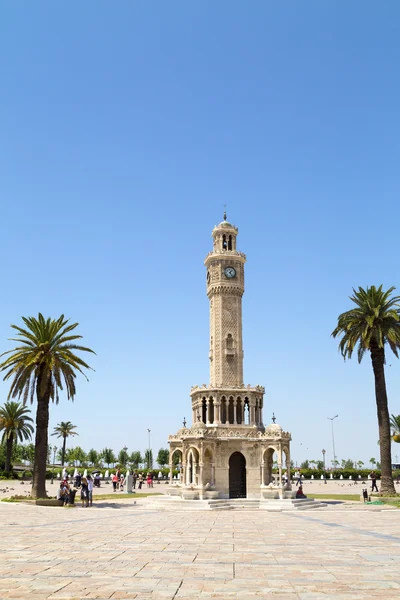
xmin=168 ymin=216 xmax=292 ymax=499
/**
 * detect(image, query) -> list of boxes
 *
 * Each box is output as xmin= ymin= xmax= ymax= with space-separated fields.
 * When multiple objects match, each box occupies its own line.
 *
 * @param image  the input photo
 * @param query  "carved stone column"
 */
xmin=169 ymin=463 xmax=173 ymax=485
xmin=206 ymin=398 xmax=211 ymax=425
xmin=233 ymin=398 xmax=237 ymax=425
xmin=249 ymin=400 xmax=255 ymax=424
xmin=260 ymin=462 xmax=265 ymax=486
xmin=215 ymin=402 xmax=221 ymax=424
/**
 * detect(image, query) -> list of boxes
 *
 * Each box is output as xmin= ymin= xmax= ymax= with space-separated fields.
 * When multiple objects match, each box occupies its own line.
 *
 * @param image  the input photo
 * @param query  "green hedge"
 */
xmin=292 ymin=469 xmax=400 ymax=479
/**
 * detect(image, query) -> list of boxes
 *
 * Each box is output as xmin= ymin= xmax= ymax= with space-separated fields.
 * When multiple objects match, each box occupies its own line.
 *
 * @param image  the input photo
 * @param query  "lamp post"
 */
xmin=123 ymin=445 xmax=128 ymax=468
xmin=322 ymin=449 xmax=326 ymax=470
xmin=327 ymin=415 xmax=338 ymax=469
xmin=147 ymin=429 xmax=151 ymax=470
xmin=51 ymin=445 xmax=57 ymax=484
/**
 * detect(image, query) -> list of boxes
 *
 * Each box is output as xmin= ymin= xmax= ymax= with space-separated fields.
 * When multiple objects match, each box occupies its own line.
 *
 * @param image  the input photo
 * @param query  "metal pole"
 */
xmin=147 ymin=429 xmax=151 ymax=470
xmin=327 ymin=415 xmax=338 ymax=469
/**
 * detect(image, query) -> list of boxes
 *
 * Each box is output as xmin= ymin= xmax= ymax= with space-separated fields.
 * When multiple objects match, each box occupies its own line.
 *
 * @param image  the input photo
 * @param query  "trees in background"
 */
xmin=390 ymin=414 xmax=400 ymax=443
xmin=130 ymin=451 xmax=143 ymax=469
xmin=0 ymin=314 xmax=94 ymax=497
xmin=118 ymin=448 xmax=129 ymax=467
xmin=51 ymin=421 xmax=78 ymax=466
xmin=101 ymin=447 xmax=116 ymax=468
xmin=0 ymin=401 xmax=34 ymax=472
xmin=157 ymin=448 xmax=169 ymax=468
xmin=332 ymin=285 xmax=400 ymax=494
xmin=87 ymin=449 xmax=99 ymax=466
xmin=144 ymin=449 xmax=153 ymax=470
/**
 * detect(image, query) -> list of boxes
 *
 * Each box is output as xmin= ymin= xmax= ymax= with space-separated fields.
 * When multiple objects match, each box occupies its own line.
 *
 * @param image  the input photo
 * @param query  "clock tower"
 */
xmin=205 ymin=213 xmax=245 ymax=388
xmin=168 ymin=214 xmax=292 ymax=501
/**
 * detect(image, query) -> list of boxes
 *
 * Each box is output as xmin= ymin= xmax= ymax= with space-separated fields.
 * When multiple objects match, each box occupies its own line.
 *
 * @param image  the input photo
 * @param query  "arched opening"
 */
xmin=170 ymin=449 xmax=183 ymax=482
xmin=229 ymin=452 xmax=246 ymax=498
xmin=263 ymin=448 xmax=277 ymax=485
xmin=228 ymin=396 xmax=235 ymax=424
xmin=236 ymin=397 xmax=242 ymax=424
xmin=221 ymin=396 xmax=227 ymax=424
xmin=228 ymin=235 xmax=232 ymax=250
xmin=186 ymin=447 xmax=199 ymax=486
xmin=202 ymin=397 xmax=207 ymax=423
xmin=222 ymin=234 xmax=227 ymax=250
xmin=244 ymin=397 xmax=250 ymax=424
xmin=209 ymin=397 xmax=214 ymax=424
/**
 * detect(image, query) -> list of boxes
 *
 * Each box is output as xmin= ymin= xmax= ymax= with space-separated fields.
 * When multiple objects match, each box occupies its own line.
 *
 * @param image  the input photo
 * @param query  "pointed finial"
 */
xmin=223 ymin=204 xmax=227 ymax=221
xmin=272 ymin=413 xmax=276 ymax=423
xmin=183 ymin=417 xmax=187 ymax=428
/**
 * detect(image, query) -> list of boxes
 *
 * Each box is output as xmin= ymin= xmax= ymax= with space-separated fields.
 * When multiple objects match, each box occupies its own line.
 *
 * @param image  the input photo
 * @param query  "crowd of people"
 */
xmin=57 ymin=472 xmax=93 ymax=507
xmin=57 ymin=468 xmax=158 ymax=504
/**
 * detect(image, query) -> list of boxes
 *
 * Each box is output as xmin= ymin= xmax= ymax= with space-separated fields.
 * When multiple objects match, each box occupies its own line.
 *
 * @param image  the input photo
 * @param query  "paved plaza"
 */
xmin=1 ymin=497 xmax=400 ymax=600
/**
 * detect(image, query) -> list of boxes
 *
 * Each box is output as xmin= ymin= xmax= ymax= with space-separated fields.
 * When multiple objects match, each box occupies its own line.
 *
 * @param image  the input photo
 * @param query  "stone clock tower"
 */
xmin=169 ymin=214 xmax=292 ymax=501
xmin=206 ymin=213 xmax=245 ymax=388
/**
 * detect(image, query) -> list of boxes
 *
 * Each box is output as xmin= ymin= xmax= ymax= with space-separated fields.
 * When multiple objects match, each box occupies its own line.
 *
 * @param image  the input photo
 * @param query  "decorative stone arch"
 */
xmin=262 ymin=445 xmax=278 ymax=485
xmin=185 ymin=446 xmax=200 ymax=486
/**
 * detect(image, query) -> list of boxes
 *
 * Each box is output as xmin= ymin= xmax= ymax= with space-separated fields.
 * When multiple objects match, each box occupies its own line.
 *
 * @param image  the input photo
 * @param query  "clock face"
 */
xmin=224 ymin=266 xmax=236 ymax=279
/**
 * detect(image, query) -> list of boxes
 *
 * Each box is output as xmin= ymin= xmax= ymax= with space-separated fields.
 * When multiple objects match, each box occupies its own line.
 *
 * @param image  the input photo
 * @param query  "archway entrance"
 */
xmin=229 ymin=452 xmax=246 ymax=498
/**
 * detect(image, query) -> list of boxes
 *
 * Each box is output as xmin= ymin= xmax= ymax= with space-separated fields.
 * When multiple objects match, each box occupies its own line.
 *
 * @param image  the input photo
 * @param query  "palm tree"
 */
xmin=0 ymin=401 xmax=34 ymax=473
xmin=390 ymin=414 xmax=400 ymax=443
xmin=332 ymin=285 xmax=400 ymax=494
xmin=51 ymin=421 xmax=78 ymax=466
xmin=0 ymin=314 xmax=94 ymax=497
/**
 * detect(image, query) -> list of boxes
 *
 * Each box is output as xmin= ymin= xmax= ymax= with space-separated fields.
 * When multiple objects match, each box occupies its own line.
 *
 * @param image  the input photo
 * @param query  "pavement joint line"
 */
xmin=284 ymin=511 xmax=400 ymax=544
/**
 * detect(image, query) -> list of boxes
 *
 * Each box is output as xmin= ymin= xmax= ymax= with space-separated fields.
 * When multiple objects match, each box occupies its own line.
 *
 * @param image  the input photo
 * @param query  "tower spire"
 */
xmin=223 ymin=204 xmax=227 ymax=221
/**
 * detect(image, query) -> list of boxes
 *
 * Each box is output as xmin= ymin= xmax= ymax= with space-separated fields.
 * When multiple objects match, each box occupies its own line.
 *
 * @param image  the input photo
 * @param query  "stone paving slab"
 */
xmin=0 ymin=501 xmax=399 ymax=599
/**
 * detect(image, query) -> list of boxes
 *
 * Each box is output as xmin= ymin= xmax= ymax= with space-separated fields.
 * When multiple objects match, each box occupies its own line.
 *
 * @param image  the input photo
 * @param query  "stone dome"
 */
xmin=265 ymin=422 xmax=283 ymax=435
xmin=191 ymin=420 xmax=207 ymax=431
xmin=176 ymin=427 xmax=189 ymax=437
xmin=217 ymin=220 xmax=234 ymax=228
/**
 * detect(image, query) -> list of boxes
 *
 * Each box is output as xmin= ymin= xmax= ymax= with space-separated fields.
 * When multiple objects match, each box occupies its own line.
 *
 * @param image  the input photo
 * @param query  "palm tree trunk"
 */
xmin=32 ymin=374 xmax=51 ymax=498
xmin=370 ymin=345 xmax=395 ymax=495
xmin=5 ymin=433 xmax=14 ymax=473
xmin=61 ymin=436 xmax=66 ymax=466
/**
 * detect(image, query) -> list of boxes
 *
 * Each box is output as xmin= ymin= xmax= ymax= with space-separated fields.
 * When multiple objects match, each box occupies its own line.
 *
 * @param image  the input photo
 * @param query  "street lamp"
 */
xmin=327 ymin=415 xmax=338 ymax=469
xmin=123 ymin=445 xmax=128 ymax=467
xmin=147 ymin=429 xmax=151 ymax=470
xmin=51 ymin=445 xmax=57 ymax=484
xmin=322 ymin=449 xmax=326 ymax=470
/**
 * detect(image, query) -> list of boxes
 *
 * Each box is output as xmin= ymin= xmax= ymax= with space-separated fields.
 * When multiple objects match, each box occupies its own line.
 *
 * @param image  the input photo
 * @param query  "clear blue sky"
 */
xmin=1 ymin=1 xmax=400 ymax=467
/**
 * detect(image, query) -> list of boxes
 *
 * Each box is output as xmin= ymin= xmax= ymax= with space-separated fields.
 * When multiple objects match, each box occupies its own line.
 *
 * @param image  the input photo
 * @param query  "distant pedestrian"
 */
xmin=120 ymin=474 xmax=125 ymax=492
xmin=147 ymin=473 xmax=152 ymax=488
xmin=132 ymin=472 xmax=138 ymax=489
xmin=81 ymin=477 xmax=89 ymax=507
xmin=296 ymin=470 xmax=302 ymax=486
xmin=370 ymin=471 xmax=379 ymax=492
xmin=112 ymin=474 xmax=118 ymax=492
xmin=87 ymin=475 xmax=93 ymax=506
xmin=138 ymin=473 xmax=143 ymax=489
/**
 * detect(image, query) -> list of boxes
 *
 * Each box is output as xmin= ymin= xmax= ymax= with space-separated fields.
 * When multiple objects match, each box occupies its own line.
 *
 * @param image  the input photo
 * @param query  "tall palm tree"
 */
xmin=332 ymin=285 xmax=400 ymax=495
xmin=0 ymin=314 xmax=94 ymax=497
xmin=51 ymin=421 xmax=78 ymax=466
xmin=0 ymin=401 xmax=34 ymax=473
xmin=390 ymin=414 xmax=400 ymax=443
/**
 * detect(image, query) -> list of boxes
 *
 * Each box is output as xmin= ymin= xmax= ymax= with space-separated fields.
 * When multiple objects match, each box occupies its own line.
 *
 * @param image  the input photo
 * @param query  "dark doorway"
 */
xmin=229 ymin=452 xmax=246 ymax=498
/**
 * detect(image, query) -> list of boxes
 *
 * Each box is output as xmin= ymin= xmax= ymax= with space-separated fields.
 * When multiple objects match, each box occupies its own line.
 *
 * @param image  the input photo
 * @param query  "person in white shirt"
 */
xmin=87 ymin=475 xmax=94 ymax=506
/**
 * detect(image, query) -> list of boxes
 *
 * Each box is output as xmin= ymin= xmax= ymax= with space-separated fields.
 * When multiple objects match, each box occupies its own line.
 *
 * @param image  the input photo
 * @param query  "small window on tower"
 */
xmin=222 ymin=235 xmax=227 ymax=250
xmin=228 ymin=235 xmax=232 ymax=250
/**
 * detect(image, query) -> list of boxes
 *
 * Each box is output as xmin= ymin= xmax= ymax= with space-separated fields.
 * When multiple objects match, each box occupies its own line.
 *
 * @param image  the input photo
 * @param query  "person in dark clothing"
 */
xmin=370 ymin=471 xmax=379 ymax=492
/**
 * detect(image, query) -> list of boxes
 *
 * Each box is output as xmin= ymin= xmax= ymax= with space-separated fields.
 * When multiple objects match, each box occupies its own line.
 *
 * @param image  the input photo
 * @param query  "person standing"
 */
xmin=112 ymin=473 xmax=118 ymax=492
xmin=80 ymin=477 xmax=89 ymax=507
xmin=370 ymin=471 xmax=379 ymax=492
xmin=120 ymin=473 xmax=125 ymax=492
xmin=138 ymin=473 xmax=143 ymax=489
xmin=87 ymin=475 xmax=93 ymax=506
xmin=132 ymin=472 xmax=138 ymax=489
